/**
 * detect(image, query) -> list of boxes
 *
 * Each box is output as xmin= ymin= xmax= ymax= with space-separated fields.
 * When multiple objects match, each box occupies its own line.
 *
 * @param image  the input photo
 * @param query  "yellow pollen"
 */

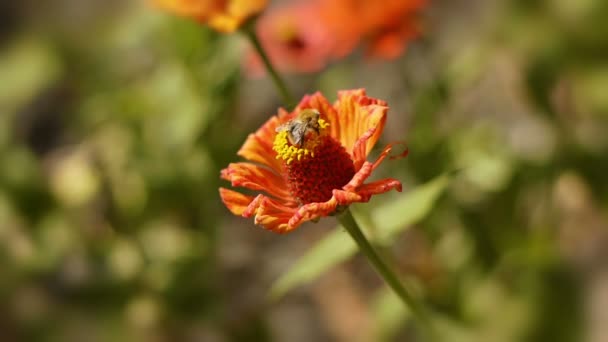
xmin=273 ymin=118 xmax=329 ymax=165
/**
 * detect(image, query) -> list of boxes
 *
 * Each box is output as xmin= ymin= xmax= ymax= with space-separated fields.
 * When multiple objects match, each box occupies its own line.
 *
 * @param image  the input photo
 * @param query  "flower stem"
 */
xmin=337 ymin=208 xmax=436 ymax=340
xmin=243 ymin=23 xmax=295 ymax=108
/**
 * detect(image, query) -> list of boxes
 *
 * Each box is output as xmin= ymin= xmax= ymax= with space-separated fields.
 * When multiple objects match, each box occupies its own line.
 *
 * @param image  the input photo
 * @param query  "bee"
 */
xmin=275 ymin=109 xmax=321 ymax=147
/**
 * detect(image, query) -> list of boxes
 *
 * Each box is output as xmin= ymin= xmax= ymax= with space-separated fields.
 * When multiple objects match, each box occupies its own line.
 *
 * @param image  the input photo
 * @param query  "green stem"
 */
xmin=243 ymin=23 xmax=295 ymax=108
xmin=337 ymin=208 xmax=436 ymax=341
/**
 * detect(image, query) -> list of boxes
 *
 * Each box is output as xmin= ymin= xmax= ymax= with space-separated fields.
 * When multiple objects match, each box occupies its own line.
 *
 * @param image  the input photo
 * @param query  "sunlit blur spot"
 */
xmin=108 ymin=238 xmax=144 ymax=281
xmin=49 ymin=150 xmax=100 ymax=207
xmin=139 ymin=220 xmax=193 ymax=263
xmin=126 ymin=295 xmax=162 ymax=328
xmin=7 ymin=228 xmax=36 ymax=265
xmin=466 ymin=277 xmax=533 ymax=337
xmin=435 ymin=228 xmax=473 ymax=271
xmin=184 ymin=147 xmax=215 ymax=181
xmin=553 ymin=171 xmax=591 ymax=213
xmin=92 ymin=124 xmax=133 ymax=167
xmin=451 ymin=126 xmax=514 ymax=202
xmin=0 ymin=38 xmax=60 ymax=110
xmin=508 ymin=116 xmax=557 ymax=163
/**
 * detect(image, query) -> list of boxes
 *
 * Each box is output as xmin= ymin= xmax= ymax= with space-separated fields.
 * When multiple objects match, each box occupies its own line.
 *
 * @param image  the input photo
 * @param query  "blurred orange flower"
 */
xmin=245 ymin=1 xmax=359 ymax=76
xmin=153 ymin=0 xmax=268 ymax=33
xmin=357 ymin=0 xmax=426 ymax=59
xmin=245 ymin=0 xmax=426 ymax=76
xmin=220 ymin=89 xmax=407 ymax=233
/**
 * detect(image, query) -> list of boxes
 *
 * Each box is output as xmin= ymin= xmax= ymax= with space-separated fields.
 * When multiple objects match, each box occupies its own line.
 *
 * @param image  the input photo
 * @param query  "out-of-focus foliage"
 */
xmin=1 ymin=0 xmax=607 ymax=341
xmin=271 ymin=174 xmax=449 ymax=299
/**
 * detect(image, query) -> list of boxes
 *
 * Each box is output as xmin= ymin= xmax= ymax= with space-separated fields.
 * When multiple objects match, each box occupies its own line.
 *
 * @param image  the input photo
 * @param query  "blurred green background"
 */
xmin=1 ymin=0 xmax=608 ymax=341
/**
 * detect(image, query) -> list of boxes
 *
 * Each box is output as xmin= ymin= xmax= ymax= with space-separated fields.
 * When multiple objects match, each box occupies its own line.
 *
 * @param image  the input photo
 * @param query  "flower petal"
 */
xmin=341 ymin=142 xmax=407 ymax=193
xmin=343 ymin=161 xmax=374 ymax=192
xmin=356 ymin=178 xmax=402 ymax=197
xmin=219 ymin=188 xmax=255 ymax=216
xmin=243 ymin=194 xmax=265 ymax=217
xmin=334 ymin=89 xmax=388 ymax=162
xmin=221 ymin=162 xmax=295 ymax=203
xmin=153 ymin=0 xmax=215 ymax=19
xmin=253 ymin=196 xmax=298 ymax=233
xmin=237 ymin=108 xmax=292 ymax=172
xmin=220 ymin=90 xmax=408 ymax=234
xmin=333 ymin=189 xmax=366 ymax=204
xmin=208 ymin=0 xmax=268 ymax=32
xmin=372 ymin=142 xmax=409 ymax=170
xmin=350 ymin=104 xmax=387 ymax=169
xmin=229 ymin=193 xmax=299 ymax=233
xmin=287 ymin=197 xmax=339 ymax=230
xmin=155 ymin=0 xmax=268 ymax=33
xmin=333 ymin=178 xmax=401 ymax=206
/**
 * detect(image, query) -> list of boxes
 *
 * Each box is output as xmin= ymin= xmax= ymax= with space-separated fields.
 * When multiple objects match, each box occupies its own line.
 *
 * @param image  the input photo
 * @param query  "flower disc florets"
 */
xmin=273 ymin=113 xmax=355 ymax=204
xmin=220 ymin=89 xmax=407 ymax=233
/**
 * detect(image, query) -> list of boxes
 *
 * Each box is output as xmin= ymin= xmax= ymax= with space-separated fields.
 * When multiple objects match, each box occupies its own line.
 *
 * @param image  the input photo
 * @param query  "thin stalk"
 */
xmin=337 ymin=208 xmax=436 ymax=341
xmin=243 ymin=23 xmax=295 ymax=108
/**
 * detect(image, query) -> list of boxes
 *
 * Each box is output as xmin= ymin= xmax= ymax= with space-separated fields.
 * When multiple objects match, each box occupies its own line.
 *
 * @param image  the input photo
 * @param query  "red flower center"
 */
xmin=273 ymin=112 xmax=355 ymax=204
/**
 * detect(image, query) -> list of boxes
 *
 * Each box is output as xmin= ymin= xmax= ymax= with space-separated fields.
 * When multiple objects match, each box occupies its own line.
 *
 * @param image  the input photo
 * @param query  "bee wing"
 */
xmin=275 ymin=122 xmax=291 ymax=133
xmin=290 ymin=124 xmax=308 ymax=146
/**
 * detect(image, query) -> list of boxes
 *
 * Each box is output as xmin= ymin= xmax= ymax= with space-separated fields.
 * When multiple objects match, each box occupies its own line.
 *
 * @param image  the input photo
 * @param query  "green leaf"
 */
xmin=269 ymin=174 xmax=450 ymax=299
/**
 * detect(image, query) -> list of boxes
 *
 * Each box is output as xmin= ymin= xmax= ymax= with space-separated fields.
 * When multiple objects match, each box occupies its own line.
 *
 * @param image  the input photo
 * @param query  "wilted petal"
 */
xmin=356 ymin=178 xmax=402 ymax=196
xmin=372 ymin=142 xmax=409 ymax=170
xmin=343 ymin=161 xmax=374 ymax=192
xmin=333 ymin=189 xmax=366 ymax=205
xmin=287 ymin=198 xmax=339 ymax=230
xmin=254 ymin=196 xmax=298 ymax=233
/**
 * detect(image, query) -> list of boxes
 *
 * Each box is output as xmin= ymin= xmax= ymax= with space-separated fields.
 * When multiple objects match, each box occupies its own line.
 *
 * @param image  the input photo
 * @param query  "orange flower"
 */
xmin=358 ymin=0 xmax=426 ymax=59
xmin=244 ymin=0 xmax=426 ymax=76
xmin=245 ymin=1 xmax=359 ymax=76
xmin=153 ymin=0 xmax=268 ymax=33
xmin=220 ymin=89 xmax=407 ymax=233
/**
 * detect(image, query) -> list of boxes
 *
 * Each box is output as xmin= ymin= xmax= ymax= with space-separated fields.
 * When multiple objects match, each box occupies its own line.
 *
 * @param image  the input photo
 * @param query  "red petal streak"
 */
xmin=333 ymin=189 xmax=367 ymax=204
xmin=253 ymin=196 xmax=298 ymax=233
xmin=373 ymin=142 xmax=409 ymax=170
xmin=243 ymin=194 xmax=265 ymax=218
xmin=356 ymin=178 xmax=402 ymax=196
xmin=221 ymin=162 xmax=294 ymax=203
xmin=343 ymin=161 xmax=374 ymax=191
xmin=333 ymin=178 xmax=401 ymax=206
xmin=287 ymin=198 xmax=339 ymax=230
xmin=219 ymin=188 xmax=256 ymax=216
